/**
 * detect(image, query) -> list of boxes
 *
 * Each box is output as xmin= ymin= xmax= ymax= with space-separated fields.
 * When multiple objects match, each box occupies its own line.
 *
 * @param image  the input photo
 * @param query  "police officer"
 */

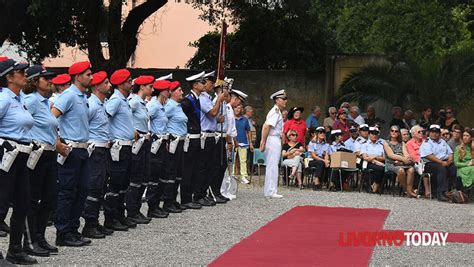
xmin=420 ymin=124 xmax=461 ymax=202
xmin=147 ymin=79 xmax=177 ymax=215
xmin=165 ymin=81 xmax=202 ymax=210
xmin=0 ymin=59 xmax=37 ymax=264
xmin=126 ymin=75 xmax=154 ymax=224
xmin=82 ymin=71 xmax=114 ymax=239
xmin=308 ymin=126 xmax=331 ymax=190
xmin=23 ymin=65 xmax=58 ymax=257
xmin=103 ymin=69 xmax=137 ymax=231
xmin=344 ymin=125 xmax=359 ymax=151
xmin=196 ymin=71 xmax=225 ymax=206
xmin=50 ymin=74 xmax=71 ymax=104
xmin=360 ymin=127 xmax=385 ymax=193
xmin=181 ymin=72 xmax=206 ymax=209
xmin=260 ymin=89 xmax=287 ymax=199
xmin=51 ymin=61 xmax=92 ymax=247
xmin=353 ymin=124 xmax=369 ymax=155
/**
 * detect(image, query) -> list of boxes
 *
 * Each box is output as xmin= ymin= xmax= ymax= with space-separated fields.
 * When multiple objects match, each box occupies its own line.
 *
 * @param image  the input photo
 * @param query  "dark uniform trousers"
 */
xmin=424 ymin=162 xmax=459 ymax=198
xmin=210 ymin=137 xmax=227 ymax=197
xmin=195 ymin=137 xmax=217 ymax=201
xmin=55 ymin=148 xmax=90 ymax=238
xmin=309 ymin=159 xmax=326 ymax=179
xmin=147 ymin=140 xmax=168 ymax=211
xmin=0 ymin=151 xmax=30 ymax=249
xmin=182 ymin=139 xmax=201 ymax=204
xmin=366 ymin=163 xmax=384 ymax=184
xmin=139 ymin=140 xmax=151 ymax=208
xmin=169 ymin=140 xmax=184 ymax=202
xmin=82 ymin=147 xmax=108 ymax=226
xmin=104 ymin=146 xmax=132 ymax=221
xmin=26 ymin=150 xmax=57 ymax=244
xmin=126 ymin=140 xmax=150 ymax=217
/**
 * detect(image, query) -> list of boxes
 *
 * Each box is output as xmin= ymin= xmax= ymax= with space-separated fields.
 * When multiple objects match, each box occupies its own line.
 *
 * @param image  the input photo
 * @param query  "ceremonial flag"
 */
xmin=216 ymin=20 xmax=227 ymax=85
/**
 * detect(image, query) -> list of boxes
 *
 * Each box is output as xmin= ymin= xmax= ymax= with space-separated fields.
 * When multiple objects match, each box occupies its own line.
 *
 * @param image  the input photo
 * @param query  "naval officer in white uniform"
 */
xmin=260 ymin=89 xmax=288 ymax=198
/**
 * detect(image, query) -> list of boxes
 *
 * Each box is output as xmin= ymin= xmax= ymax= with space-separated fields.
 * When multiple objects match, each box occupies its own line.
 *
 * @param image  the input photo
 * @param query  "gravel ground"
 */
xmin=1 ymin=178 xmax=472 ymax=266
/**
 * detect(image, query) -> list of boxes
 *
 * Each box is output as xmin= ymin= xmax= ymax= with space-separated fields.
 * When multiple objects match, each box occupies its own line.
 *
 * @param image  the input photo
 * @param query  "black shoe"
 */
xmin=218 ymin=194 xmax=230 ymax=201
xmin=0 ymin=230 xmax=6 ymax=237
xmin=82 ymin=226 xmax=106 ymax=239
xmin=173 ymin=201 xmax=185 ymax=211
xmin=23 ymin=242 xmax=50 ymax=257
xmin=118 ymin=216 xmax=137 ymax=228
xmin=204 ymin=196 xmax=217 ymax=206
xmin=196 ymin=198 xmax=213 ymax=207
xmin=6 ymin=249 xmax=37 ymax=265
xmin=37 ymin=237 xmax=58 ymax=255
xmin=312 ymin=184 xmax=321 ymax=191
xmin=163 ymin=204 xmax=182 ymax=213
xmin=147 ymin=208 xmax=169 ymax=218
xmin=138 ymin=212 xmax=152 ymax=223
xmin=0 ymin=221 xmax=9 ymax=233
xmin=127 ymin=214 xmax=151 ymax=224
xmin=73 ymin=232 xmax=92 ymax=246
xmin=104 ymin=219 xmax=129 ymax=231
xmin=438 ymin=195 xmax=449 ymax=202
xmin=182 ymin=202 xmax=202 ymax=209
xmin=97 ymin=225 xmax=114 ymax=236
xmin=55 ymin=234 xmax=83 ymax=247
xmin=214 ymin=195 xmax=228 ymax=204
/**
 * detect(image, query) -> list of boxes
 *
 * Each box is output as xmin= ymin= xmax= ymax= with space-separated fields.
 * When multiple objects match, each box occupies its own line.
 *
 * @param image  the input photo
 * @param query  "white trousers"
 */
xmin=264 ymin=136 xmax=281 ymax=197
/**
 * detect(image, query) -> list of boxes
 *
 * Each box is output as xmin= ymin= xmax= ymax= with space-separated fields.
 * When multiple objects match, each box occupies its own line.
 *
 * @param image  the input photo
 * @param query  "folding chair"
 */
xmin=252 ymin=148 xmax=266 ymax=180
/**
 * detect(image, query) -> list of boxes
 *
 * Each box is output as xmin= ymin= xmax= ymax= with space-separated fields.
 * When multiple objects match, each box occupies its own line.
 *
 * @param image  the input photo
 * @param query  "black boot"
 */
xmin=97 ymin=225 xmax=114 ymax=236
xmin=214 ymin=195 xmax=228 ymax=204
xmin=55 ymin=233 xmax=83 ymax=247
xmin=23 ymin=241 xmax=50 ymax=257
xmin=147 ymin=208 xmax=169 ymax=218
xmin=163 ymin=203 xmax=182 ymax=213
xmin=118 ymin=216 xmax=137 ymax=229
xmin=6 ymin=245 xmax=38 ymax=265
xmin=0 ymin=221 xmax=9 ymax=233
xmin=182 ymin=202 xmax=202 ymax=209
xmin=104 ymin=219 xmax=128 ymax=231
xmin=73 ymin=232 xmax=92 ymax=246
xmin=82 ymin=226 xmax=106 ymax=239
xmin=127 ymin=214 xmax=151 ymax=224
xmin=36 ymin=235 xmax=58 ymax=255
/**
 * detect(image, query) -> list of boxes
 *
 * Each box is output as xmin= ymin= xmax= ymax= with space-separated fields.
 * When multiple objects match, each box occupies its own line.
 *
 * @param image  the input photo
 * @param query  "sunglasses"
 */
xmin=278 ymin=97 xmax=288 ymax=101
xmin=442 ymin=133 xmax=450 ymax=136
xmin=330 ymin=112 xmax=336 ymax=115
xmin=370 ymin=132 xmax=380 ymax=135
xmin=446 ymin=111 xmax=452 ymax=114
xmin=391 ymin=130 xmax=399 ymax=133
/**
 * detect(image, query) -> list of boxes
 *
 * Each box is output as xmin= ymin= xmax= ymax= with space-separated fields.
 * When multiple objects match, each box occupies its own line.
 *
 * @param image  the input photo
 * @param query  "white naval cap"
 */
xmin=369 ymin=127 xmax=380 ymax=133
xmin=359 ymin=124 xmax=369 ymax=130
xmin=203 ymin=71 xmax=215 ymax=80
xmin=331 ymin=129 xmax=342 ymax=135
xmin=270 ymin=89 xmax=287 ymax=100
xmin=186 ymin=71 xmax=205 ymax=82
xmin=230 ymin=89 xmax=248 ymax=100
xmin=429 ymin=124 xmax=441 ymax=131
xmin=315 ymin=126 xmax=325 ymax=132
xmin=156 ymin=73 xmax=173 ymax=81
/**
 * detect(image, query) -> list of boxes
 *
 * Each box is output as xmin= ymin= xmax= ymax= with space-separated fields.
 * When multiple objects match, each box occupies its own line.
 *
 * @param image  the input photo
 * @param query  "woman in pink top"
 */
xmin=406 ymin=125 xmax=431 ymax=198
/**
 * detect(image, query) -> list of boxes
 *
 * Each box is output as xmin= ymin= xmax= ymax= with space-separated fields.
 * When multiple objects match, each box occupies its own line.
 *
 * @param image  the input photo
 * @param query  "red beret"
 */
xmin=338 ymin=108 xmax=346 ymax=115
xmin=169 ymin=81 xmax=181 ymax=91
xmin=52 ymin=74 xmax=72 ymax=85
xmin=90 ymin=71 xmax=108 ymax=86
xmin=134 ymin=75 xmax=154 ymax=85
xmin=153 ymin=80 xmax=171 ymax=91
xmin=68 ymin=61 xmax=91 ymax=75
xmin=0 ymin=57 xmax=8 ymax=62
xmin=110 ymin=69 xmax=131 ymax=85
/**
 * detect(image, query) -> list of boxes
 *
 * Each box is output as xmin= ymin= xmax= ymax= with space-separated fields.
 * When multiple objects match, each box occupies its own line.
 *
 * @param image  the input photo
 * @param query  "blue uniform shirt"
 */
xmin=128 ymin=94 xmax=149 ymax=133
xmin=199 ymin=92 xmax=217 ymax=132
xmin=0 ymin=88 xmax=34 ymax=143
xmin=88 ymin=94 xmax=110 ymax=142
xmin=353 ymin=136 xmax=368 ymax=153
xmin=165 ymin=98 xmax=187 ymax=136
xmin=53 ymin=84 xmax=89 ymax=142
xmin=331 ymin=142 xmax=346 ymax=154
xmin=105 ymin=89 xmax=134 ymax=140
xmin=147 ymin=97 xmax=168 ymax=135
xmin=361 ymin=139 xmax=385 ymax=157
xmin=214 ymin=98 xmax=228 ymax=133
xmin=420 ymin=138 xmax=453 ymax=162
xmin=24 ymin=92 xmax=58 ymax=145
xmin=308 ymin=140 xmax=332 ymax=157
xmin=344 ymin=137 xmax=357 ymax=152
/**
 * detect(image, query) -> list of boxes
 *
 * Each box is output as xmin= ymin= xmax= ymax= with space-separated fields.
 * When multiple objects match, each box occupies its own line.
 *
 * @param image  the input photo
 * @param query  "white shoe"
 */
xmin=266 ymin=193 xmax=283 ymax=199
xmin=227 ymin=193 xmax=237 ymax=200
xmin=240 ymin=176 xmax=250 ymax=184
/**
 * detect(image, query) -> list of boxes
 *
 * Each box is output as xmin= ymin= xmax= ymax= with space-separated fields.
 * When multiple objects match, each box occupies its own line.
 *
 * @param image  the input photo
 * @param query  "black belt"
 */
xmin=0 ymin=137 xmax=30 ymax=146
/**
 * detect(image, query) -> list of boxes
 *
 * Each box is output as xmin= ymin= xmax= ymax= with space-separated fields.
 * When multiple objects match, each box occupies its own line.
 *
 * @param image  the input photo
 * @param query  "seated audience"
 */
xmin=284 ymin=107 xmax=307 ymax=145
xmin=281 ymin=130 xmax=305 ymax=189
xmin=332 ymin=108 xmax=350 ymax=141
xmin=390 ymin=106 xmax=406 ymax=129
xmin=365 ymin=105 xmax=385 ymax=127
xmin=442 ymin=106 xmax=459 ymax=130
xmin=420 ymin=124 xmax=459 ymax=202
xmin=419 ymin=106 xmax=433 ymax=130
xmin=441 ymin=128 xmax=451 ymax=142
xmin=406 ymin=125 xmax=431 ymax=198
xmin=400 ymin=128 xmax=411 ymax=143
xmin=360 ymin=127 xmax=385 ymax=193
xmin=306 ymin=106 xmax=321 ymax=130
xmin=349 ymin=106 xmax=365 ymax=126
xmin=403 ymin=109 xmax=416 ymax=130
xmin=447 ymin=125 xmax=462 ymax=151
xmin=323 ymin=106 xmax=337 ymax=133
xmin=308 ymin=127 xmax=331 ymax=190
xmin=383 ymin=125 xmax=418 ymax=198
xmin=454 ymin=129 xmax=474 ymax=189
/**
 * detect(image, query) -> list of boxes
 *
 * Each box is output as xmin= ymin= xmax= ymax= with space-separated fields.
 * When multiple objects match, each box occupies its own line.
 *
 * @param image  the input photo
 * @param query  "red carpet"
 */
xmin=210 ymin=206 xmax=390 ymax=267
